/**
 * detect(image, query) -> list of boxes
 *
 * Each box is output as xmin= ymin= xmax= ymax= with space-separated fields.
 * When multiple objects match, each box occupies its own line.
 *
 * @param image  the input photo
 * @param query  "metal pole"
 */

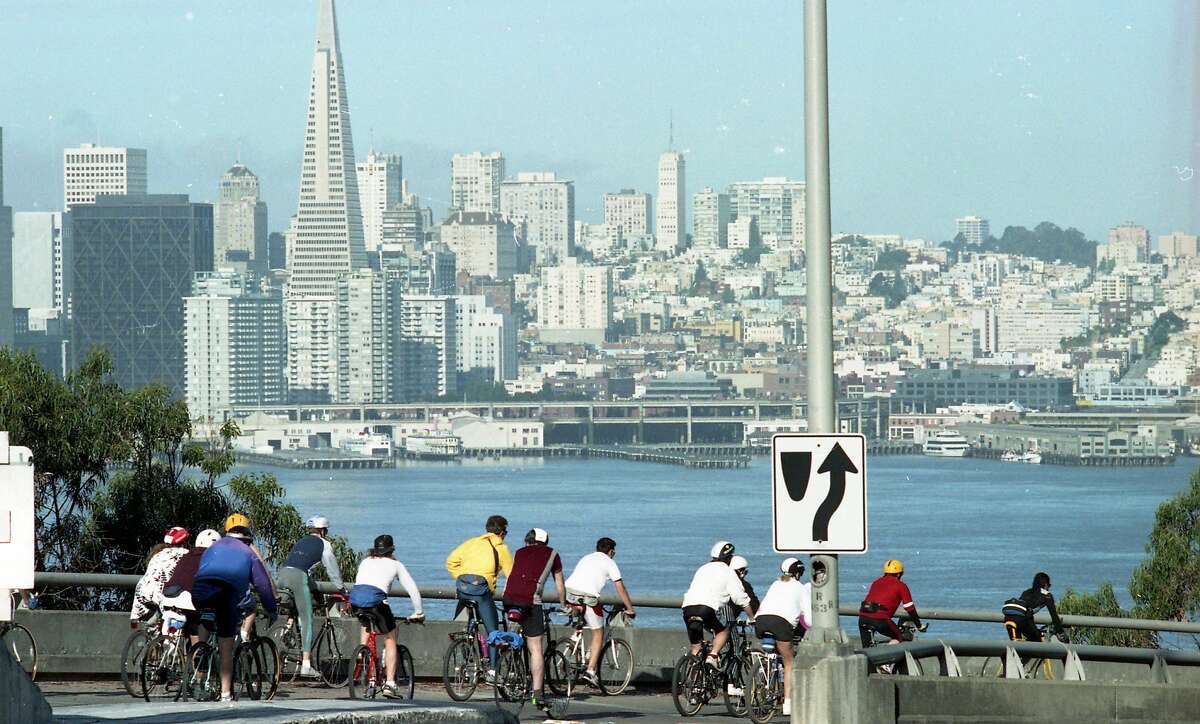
xmin=803 ymin=0 xmax=844 ymax=644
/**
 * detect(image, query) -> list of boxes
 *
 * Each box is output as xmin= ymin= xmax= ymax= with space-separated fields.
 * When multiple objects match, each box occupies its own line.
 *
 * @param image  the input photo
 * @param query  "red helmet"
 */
xmin=163 ymin=527 xmax=189 ymax=545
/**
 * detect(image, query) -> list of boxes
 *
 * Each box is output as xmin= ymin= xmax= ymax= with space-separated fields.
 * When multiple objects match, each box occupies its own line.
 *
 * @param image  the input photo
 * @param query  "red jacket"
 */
xmin=860 ymin=575 xmax=915 ymax=620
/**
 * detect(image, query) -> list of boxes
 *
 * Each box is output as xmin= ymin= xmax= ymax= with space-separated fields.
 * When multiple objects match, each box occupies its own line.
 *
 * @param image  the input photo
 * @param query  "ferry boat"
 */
xmin=405 ymin=432 xmax=463 ymax=461
xmin=923 ymin=430 xmax=969 ymax=458
xmin=340 ymin=431 xmax=393 ymax=457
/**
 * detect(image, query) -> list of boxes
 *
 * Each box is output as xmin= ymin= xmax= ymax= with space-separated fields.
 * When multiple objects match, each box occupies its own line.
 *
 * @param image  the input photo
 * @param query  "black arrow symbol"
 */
xmin=813 ymin=443 xmax=858 ymax=542
xmin=780 ymin=452 xmax=813 ymax=501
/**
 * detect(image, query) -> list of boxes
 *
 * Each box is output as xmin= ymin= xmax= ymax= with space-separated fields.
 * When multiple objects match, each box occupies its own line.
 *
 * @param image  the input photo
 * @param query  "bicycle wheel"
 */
xmin=254 ymin=637 xmax=281 ymax=700
xmin=2 ymin=623 xmax=37 ymax=681
xmin=747 ymin=659 xmax=777 ymax=724
xmin=182 ymin=642 xmax=219 ymax=702
xmin=267 ymin=617 xmax=303 ymax=684
xmin=313 ymin=623 xmax=350 ymax=688
xmin=443 ymin=637 xmax=480 ymax=701
xmin=140 ymin=636 xmax=167 ymax=702
xmin=597 ymin=637 xmax=634 ymax=695
xmin=120 ymin=629 xmax=150 ymax=698
xmin=671 ymin=653 xmax=706 ymax=717
xmin=979 ymin=656 xmax=1004 ymax=678
xmin=544 ymin=648 xmax=573 ymax=703
xmin=348 ymin=645 xmax=376 ymax=700
xmin=235 ymin=643 xmax=262 ymax=700
xmin=394 ymin=645 xmax=416 ymax=700
xmin=723 ymin=653 xmax=750 ymax=717
xmin=492 ymin=649 xmax=528 ymax=717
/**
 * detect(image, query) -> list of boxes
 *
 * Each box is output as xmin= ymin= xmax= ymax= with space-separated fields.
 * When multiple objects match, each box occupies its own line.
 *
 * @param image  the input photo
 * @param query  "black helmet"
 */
xmin=372 ymin=534 xmax=395 ymax=556
xmin=1033 ymin=572 xmax=1051 ymax=590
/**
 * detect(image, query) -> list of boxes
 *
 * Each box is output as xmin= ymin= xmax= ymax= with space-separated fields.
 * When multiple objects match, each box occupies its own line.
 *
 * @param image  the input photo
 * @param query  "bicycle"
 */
xmin=348 ymin=608 xmax=420 ymax=700
xmin=121 ymin=614 xmax=159 ymax=698
xmin=442 ymin=598 xmax=491 ymax=701
xmin=176 ymin=607 xmax=277 ymax=702
xmin=139 ymin=611 xmax=190 ymax=702
xmin=552 ymin=604 xmax=635 ymax=695
xmin=746 ymin=632 xmax=801 ymax=724
xmin=269 ymin=589 xmax=351 ymax=687
xmin=980 ymin=623 xmax=1070 ymax=679
xmin=860 ymin=619 xmax=923 ymax=675
xmin=670 ymin=621 xmax=753 ymax=718
xmin=235 ymin=614 xmax=280 ymax=700
xmin=493 ymin=607 xmax=570 ymax=718
xmin=0 ymin=615 xmax=37 ymax=682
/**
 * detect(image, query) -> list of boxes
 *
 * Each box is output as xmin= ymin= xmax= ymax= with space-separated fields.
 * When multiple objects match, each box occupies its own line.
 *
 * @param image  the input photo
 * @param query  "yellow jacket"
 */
xmin=445 ymin=533 xmax=514 ymax=591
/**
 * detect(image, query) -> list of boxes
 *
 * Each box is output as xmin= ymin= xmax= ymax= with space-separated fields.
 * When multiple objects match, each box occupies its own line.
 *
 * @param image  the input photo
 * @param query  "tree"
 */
xmin=1057 ymin=584 xmax=1156 ymax=647
xmin=873 ymin=248 xmax=909 ymax=272
xmin=938 ymin=222 xmax=1098 ymax=267
xmin=1144 ymin=312 xmax=1185 ymax=360
xmin=867 ymin=272 xmax=912 ymax=308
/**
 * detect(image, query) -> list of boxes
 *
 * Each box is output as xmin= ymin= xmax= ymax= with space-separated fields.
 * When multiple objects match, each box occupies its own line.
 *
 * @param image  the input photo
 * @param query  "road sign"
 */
xmin=772 ymin=433 xmax=867 ymax=553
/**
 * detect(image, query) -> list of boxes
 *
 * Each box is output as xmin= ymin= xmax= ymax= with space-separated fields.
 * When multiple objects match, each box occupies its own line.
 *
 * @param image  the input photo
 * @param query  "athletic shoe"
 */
xmin=581 ymin=670 xmax=601 ymax=688
xmin=382 ymin=682 xmax=400 ymax=698
xmin=726 ymin=684 xmax=744 ymax=696
xmin=783 ymin=698 xmax=791 ymax=715
xmin=299 ymin=663 xmax=319 ymax=678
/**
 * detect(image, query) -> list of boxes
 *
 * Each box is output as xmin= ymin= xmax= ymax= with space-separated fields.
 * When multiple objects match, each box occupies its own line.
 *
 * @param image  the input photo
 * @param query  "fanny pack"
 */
xmin=566 ymin=588 xmax=600 ymax=607
xmin=859 ymin=600 xmax=882 ymax=614
xmin=456 ymin=575 xmax=490 ymax=598
xmin=1001 ymin=597 xmax=1029 ymax=618
xmin=349 ymin=584 xmax=387 ymax=609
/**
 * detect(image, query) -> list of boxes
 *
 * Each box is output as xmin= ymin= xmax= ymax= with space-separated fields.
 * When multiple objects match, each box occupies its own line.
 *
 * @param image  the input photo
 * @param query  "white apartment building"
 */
xmin=214 ymin=163 xmax=267 ymax=270
xmin=334 ymin=270 xmax=395 ymax=403
xmin=996 ymin=301 xmax=1091 ymax=352
xmin=451 ymin=152 xmax=505 ymax=214
xmin=1109 ymin=222 xmax=1151 ymax=258
xmin=538 ymin=258 xmax=612 ymax=343
xmin=12 ymin=212 xmax=68 ymax=315
xmin=356 ymin=150 xmax=402 ymax=252
xmin=286 ymin=296 xmax=337 ymax=402
xmin=1159 ymin=231 xmax=1198 ymax=258
xmin=185 ymin=271 xmax=285 ymax=421
xmin=602 ymin=189 xmax=651 ymax=237
xmin=455 ymin=295 xmax=516 ymax=382
xmin=500 ymin=172 xmax=574 ymax=266
xmin=728 ymin=177 xmax=805 ymax=249
xmin=728 ymin=216 xmax=759 ymax=250
xmin=399 ymin=295 xmax=457 ymax=399
xmin=917 ymin=321 xmax=976 ymax=360
xmin=439 ymin=211 xmax=517 ymax=280
xmin=63 ymin=144 xmax=147 ymax=209
xmin=955 ymin=215 xmax=990 ymax=245
xmin=656 ymin=151 xmax=686 ymax=253
xmin=574 ymin=221 xmax=623 ymax=258
xmin=693 ymin=187 xmax=730 ymax=248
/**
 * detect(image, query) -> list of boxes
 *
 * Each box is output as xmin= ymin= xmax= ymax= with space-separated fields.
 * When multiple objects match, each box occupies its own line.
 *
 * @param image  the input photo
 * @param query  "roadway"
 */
xmin=43 ymin=679 xmax=750 ymax=724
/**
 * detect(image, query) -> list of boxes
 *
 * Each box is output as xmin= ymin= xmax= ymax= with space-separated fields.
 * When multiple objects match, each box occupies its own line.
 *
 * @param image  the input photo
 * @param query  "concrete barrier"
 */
xmin=0 ymin=637 xmax=51 ymax=724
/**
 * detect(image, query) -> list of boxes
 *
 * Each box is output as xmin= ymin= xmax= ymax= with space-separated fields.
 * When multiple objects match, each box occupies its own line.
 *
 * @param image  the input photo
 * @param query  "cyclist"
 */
xmin=161 ymin=529 xmax=222 ymax=644
xmin=501 ymin=528 xmax=566 ymax=711
xmin=193 ymin=514 xmax=278 ymax=702
xmin=130 ymin=526 xmax=190 ymax=623
xmin=564 ymin=537 xmax=636 ymax=689
xmin=728 ymin=555 xmax=760 ymax=616
xmin=223 ymin=514 xmax=276 ymax=642
xmin=348 ymin=534 xmax=424 ymax=698
xmin=681 ymin=541 xmax=754 ymax=667
xmin=279 ymin=515 xmax=347 ymax=678
xmin=445 ymin=515 xmax=513 ymax=678
xmin=858 ymin=559 xmax=926 ymax=647
xmin=1002 ymin=572 xmax=1066 ymax=643
xmin=754 ymin=557 xmax=812 ymax=716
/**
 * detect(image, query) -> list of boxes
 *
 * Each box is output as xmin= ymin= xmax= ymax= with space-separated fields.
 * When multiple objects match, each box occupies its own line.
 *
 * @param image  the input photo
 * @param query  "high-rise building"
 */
xmin=728 ymin=177 xmax=805 ymax=250
xmin=656 ymin=151 xmax=686 ymax=253
xmin=955 ymin=215 xmax=990 ymax=245
xmin=450 ymin=152 xmax=505 ymax=214
xmin=602 ymin=189 xmax=651 ymax=238
xmin=500 ymin=172 xmax=574 ymax=266
xmin=63 ymin=144 xmax=147 ymax=209
xmin=1108 ymin=222 xmax=1151 ymax=259
xmin=1159 ymin=231 xmax=1198 ymax=258
xmin=398 ymin=295 xmax=457 ymax=399
xmin=356 ymin=150 xmax=402 ymax=252
xmin=285 ymin=0 xmax=367 ymax=297
xmin=69 ymin=195 xmax=213 ymax=396
xmin=0 ymin=129 xmax=11 ymax=348
xmin=454 ymin=295 xmax=516 ymax=383
xmin=440 ymin=211 xmax=518 ymax=280
xmin=214 ymin=162 xmax=268 ymax=270
xmin=538 ymin=258 xmax=611 ymax=344
xmin=334 ymin=269 xmax=397 ymax=403
xmin=380 ymin=194 xmax=432 ymax=253
xmin=185 ymin=271 xmax=285 ymax=420
xmin=267 ymin=231 xmax=287 ymax=270
xmin=286 ymin=296 xmax=336 ymax=402
xmin=379 ymin=246 xmax=456 ymax=295
xmin=692 ymin=187 xmax=730 ymax=248
xmin=13 ymin=212 xmax=69 ymax=315
xmin=728 ymin=216 xmax=759 ymax=251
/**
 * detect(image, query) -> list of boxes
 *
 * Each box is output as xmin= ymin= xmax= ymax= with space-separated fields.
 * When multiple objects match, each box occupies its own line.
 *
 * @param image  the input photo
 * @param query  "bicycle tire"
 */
xmin=2 ymin=623 xmax=37 ymax=681
xmin=267 ymin=617 xmax=302 ymax=684
xmin=235 ymin=643 xmax=261 ymax=700
xmin=348 ymin=645 xmax=376 ymax=700
xmin=548 ymin=638 xmax=579 ymax=696
xmin=392 ymin=644 xmax=416 ymax=700
xmin=254 ymin=636 xmax=281 ymax=700
xmin=442 ymin=637 xmax=480 ymax=701
xmin=723 ymin=653 xmax=750 ymax=717
xmin=545 ymin=648 xmax=573 ymax=704
xmin=747 ymin=657 xmax=777 ymax=724
xmin=492 ymin=649 xmax=527 ymax=717
xmin=597 ymin=637 xmax=634 ymax=695
xmin=140 ymin=635 xmax=165 ymax=702
xmin=183 ymin=641 xmax=219 ymax=702
xmin=120 ymin=629 xmax=150 ymax=697
xmin=671 ymin=653 xmax=705 ymax=717
xmin=313 ymin=623 xmax=349 ymax=688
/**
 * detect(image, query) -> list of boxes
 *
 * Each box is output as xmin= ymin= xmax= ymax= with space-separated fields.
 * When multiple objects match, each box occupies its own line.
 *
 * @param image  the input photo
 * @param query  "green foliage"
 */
xmin=735 ymin=237 xmax=765 ymax=265
xmin=873 ymin=248 xmax=910 ymax=272
xmin=1058 ymin=583 xmax=1156 ymax=647
xmin=939 ymin=222 xmax=1097 ymax=267
xmin=867 ymin=272 xmax=913 ymax=308
xmin=1129 ymin=471 xmax=1200 ymax=623
xmin=1144 ymin=312 xmax=1185 ymax=360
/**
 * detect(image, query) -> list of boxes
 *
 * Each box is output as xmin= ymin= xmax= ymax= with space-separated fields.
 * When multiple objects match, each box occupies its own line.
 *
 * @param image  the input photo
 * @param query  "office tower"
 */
xmin=955 ymin=215 xmax=990 ymax=245
xmin=185 ymin=271 xmax=285 ymax=420
xmin=334 ymin=269 xmax=397 ymax=403
xmin=500 ymin=172 xmax=574 ymax=266
xmin=728 ymin=177 xmax=806 ymax=249
xmin=450 ymin=152 xmax=505 ymax=214
xmin=1159 ymin=231 xmax=1198 ymax=258
xmin=63 ymin=144 xmax=147 ymax=209
xmin=356 ymin=150 xmax=402 ymax=252
xmin=440 ymin=211 xmax=518 ymax=280
xmin=693 ymin=187 xmax=730 ymax=248
xmin=602 ymin=189 xmax=651 ymax=238
xmin=69 ymin=195 xmax=213 ymax=396
xmin=398 ymin=295 xmax=457 ymax=399
xmin=0 ymin=129 xmax=10 ymax=348
xmin=380 ymin=194 xmax=429 ymax=252
xmin=538 ymin=258 xmax=611 ymax=344
xmin=656 ymin=151 xmax=686 ymax=253
xmin=285 ymin=0 xmax=367 ymax=297
xmin=214 ymin=162 xmax=268 ymax=270
xmin=455 ymin=295 xmax=516 ymax=383
xmin=13 ymin=212 xmax=69 ymax=315
xmin=267 ymin=231 xmax=286 ymax=269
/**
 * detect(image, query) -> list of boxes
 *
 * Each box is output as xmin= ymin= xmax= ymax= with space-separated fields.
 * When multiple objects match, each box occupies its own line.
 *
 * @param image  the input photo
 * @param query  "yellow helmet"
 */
xmin=883 ymin=559 xmax=904 ymax=574
xmin=224 ymin=513 xmax=251 ymax=532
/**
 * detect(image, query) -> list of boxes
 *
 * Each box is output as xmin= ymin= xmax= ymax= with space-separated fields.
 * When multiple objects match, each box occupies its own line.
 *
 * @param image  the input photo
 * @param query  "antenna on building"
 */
xmin=370 ymin=127 xmax=375 ymax=156
xmin=668 ymin=110 xmax=674 ymax=151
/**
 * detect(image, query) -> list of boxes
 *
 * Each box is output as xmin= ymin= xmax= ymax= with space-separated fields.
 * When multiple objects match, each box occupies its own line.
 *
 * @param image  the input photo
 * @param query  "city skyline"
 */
xmin=0 ymin=1 xmax=1194 ymax=243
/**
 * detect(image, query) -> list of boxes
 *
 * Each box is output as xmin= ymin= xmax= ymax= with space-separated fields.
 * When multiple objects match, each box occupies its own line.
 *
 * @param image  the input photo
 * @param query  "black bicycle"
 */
xmin=268 ymin=589 xmax=351 ymax=687
xmin=493 ymin=607 xmax=570 ymax=718
xmin=442 ymin=599 xmax=490 ymax=701
xmin=860 ymin=619 xmax=924 ymax=675
xmin=670 ymin=620 xmax=753 ymax=718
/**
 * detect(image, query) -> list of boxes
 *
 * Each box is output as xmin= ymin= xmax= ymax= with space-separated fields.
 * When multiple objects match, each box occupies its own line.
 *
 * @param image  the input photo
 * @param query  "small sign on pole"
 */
xmin=772 ymin=433 xmax=867 ymax=553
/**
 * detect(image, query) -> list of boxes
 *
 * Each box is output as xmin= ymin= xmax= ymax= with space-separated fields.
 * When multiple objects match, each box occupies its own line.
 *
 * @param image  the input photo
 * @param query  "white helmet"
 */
xmin=710 ymin=541 xmax=735 ymax=561
xmin=306 ymin=515 xmax=330 ymax=530
xmin=781 ymin=557 xmax=805 ymax=577
xmin=730 ymin=555 xmax=749 ymax=572
xmin=196 ymin=529 xmax=222 ymax=548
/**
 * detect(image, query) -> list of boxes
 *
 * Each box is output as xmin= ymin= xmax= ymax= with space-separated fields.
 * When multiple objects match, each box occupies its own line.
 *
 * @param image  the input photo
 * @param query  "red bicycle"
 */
xmin=348 ymin=609 xmax=420 ymax=700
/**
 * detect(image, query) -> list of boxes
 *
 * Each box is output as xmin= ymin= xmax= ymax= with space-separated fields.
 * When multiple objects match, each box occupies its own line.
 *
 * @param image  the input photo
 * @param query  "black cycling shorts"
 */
xmin=191 ymin=580 xmax=240 ymax=638
xmin=682 ymin=605 xmax=725 ymax=645
xmin=857 ymin=616 xmax=904 ymax=648
xmin=1004 ymin=616 xmax=1041 ymax=643
xmin=505 ymin=603 xmax=546 ymax=637
xmin=352 ymin=602 xmax=396 ymax=634
xmin=755 ymin=614 xmax=802 ymax=643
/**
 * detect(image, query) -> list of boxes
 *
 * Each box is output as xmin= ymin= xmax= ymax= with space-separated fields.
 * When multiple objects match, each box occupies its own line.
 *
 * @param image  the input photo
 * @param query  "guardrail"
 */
xmin=30 ymin=571 xmax=1200 ymax=636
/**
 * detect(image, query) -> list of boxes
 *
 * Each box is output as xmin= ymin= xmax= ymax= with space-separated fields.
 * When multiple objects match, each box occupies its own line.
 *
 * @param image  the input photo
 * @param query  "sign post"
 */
xmin=0 ymin=432 xmax=35 ymax=622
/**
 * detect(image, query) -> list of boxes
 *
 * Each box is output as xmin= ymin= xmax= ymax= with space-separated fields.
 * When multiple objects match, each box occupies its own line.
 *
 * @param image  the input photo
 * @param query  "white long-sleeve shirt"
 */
xmin=355 ymin=556 xmax=424 ymax=615
xmin=757 ymin=579 xmax=812 ymax=630
xmin=682 ymin=561 xmax=750 ymax=611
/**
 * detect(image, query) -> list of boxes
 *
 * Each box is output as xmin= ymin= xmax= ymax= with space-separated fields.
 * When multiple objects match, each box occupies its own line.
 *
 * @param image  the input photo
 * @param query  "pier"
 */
xmin=559 ymin=444 xmax=751 ymax=468
xmin=234 ymin=450 xmax=391 ymax=469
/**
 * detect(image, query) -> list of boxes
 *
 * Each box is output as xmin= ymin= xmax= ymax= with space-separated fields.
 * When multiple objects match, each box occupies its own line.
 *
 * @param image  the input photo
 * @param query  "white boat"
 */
xmin=923 ymin=430 xmax=969 ymax=457
xmin=340 ymin=431 xmax=393 ymax=457
xmin=406 ymin=432 xmax=463 ymax=460
xmin=1000 ymin=449 xmax=1042 ymax=464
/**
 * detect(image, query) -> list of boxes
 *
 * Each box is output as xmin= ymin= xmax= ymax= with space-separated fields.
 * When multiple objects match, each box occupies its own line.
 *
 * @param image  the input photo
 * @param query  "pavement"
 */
xmin=42 ymin=679 xmax=768 ymax=724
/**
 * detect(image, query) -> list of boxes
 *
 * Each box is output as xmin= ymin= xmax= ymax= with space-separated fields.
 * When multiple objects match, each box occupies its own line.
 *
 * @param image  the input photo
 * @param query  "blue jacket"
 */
xmin=196 ymin=537 xmax=277 ymax=614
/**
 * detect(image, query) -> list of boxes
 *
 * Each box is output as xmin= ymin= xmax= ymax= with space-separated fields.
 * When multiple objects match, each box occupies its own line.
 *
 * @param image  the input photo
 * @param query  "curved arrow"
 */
xmin=813 ymin=442 xmax=858 ymax=542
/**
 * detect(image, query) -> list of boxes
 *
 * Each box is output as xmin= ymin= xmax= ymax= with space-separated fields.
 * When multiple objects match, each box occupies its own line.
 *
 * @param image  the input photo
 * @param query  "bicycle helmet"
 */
xmin=883 ymin=559 xmax=904 ymax=574
xmin=195 ymin=529 xmax=221 ymax=548
xmin=781 ymin=557 xmax=805 ymax=578
xmin=730 ymin=555 xmax=749 ymax=573
xmin=372 ymin=534 xmax=395 ymax=556
xmin=224 ymin=513 xmax=251 ymax=532
xmin=306 ymin=515 xmax=330 ymax=530
xmin=163 ymin=526 xmax=189 ymax=545
xmin=710 ymin=540 xmax=735 ymax=562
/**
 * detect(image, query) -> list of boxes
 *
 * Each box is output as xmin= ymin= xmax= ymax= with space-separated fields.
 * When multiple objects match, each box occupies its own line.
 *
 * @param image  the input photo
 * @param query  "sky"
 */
xmin=1 ymin=0 xmax=1196 ymax=243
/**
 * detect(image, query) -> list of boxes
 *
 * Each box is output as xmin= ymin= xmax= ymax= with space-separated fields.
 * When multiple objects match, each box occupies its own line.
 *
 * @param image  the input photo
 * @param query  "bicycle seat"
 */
xmin=351 ymin=605 xmax=391 ymax=634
